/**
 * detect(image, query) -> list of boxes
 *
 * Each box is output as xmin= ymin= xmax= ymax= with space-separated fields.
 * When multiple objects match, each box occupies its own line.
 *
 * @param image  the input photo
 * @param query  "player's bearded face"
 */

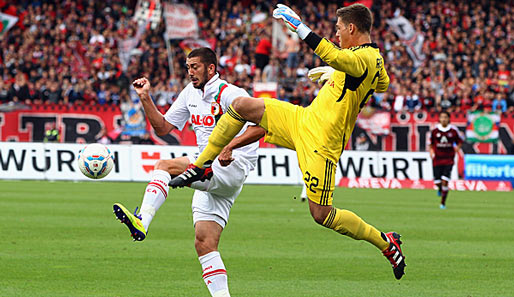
xmin=186 ymin=57 xmax=209 ymax=89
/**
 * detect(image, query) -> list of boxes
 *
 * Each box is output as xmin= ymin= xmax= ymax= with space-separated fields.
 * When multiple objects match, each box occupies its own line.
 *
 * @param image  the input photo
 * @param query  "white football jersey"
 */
xmin=164 ymin=73 xmax=258 ymax=171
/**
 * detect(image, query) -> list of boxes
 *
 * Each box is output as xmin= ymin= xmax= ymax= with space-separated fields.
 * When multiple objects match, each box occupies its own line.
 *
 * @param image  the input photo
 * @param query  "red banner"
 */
xmin=338 ymin=178 xmax=512 ymax=192
xmin=0 ymin=104 xmax=196 ymax=145
xmin=2 ymin=106 xmax=513 ymax=154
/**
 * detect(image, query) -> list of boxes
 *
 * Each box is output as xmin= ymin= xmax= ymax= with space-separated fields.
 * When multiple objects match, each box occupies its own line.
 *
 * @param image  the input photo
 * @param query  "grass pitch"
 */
xmin=1 ymin=180 xmax=513 ymax=297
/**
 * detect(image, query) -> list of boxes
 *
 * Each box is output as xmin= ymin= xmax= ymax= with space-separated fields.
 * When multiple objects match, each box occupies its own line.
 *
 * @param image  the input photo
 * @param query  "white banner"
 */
xmin=0 ymin=12 xmax=18 ymax=37
xmin=387 ymin=15 xmax=426 ymax=67
xmin=133 ymin=0 xmax=162 ymax=30
xmin=337 ymin=151 xmax=458 ymax=181
xmin=386 ymin=15 xmax=415 ymax=40
xmin=0 ymin=143 xmax=132 ymax=181
xmin=118 ymin=6 xmax=150 ymax=71
xmin=1 ymin=143 xmax=457 ymax=183
xmin=163 ymin=3 xmax=198 ymax=39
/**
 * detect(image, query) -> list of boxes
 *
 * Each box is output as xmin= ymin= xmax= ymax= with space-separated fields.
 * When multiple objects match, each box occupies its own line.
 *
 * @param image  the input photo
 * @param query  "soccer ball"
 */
xmin=77 ymin=143 xmax=114 ymax=179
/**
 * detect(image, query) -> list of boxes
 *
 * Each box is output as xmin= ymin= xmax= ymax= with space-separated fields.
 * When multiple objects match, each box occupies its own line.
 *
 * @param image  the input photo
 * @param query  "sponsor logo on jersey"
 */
xmin=191 ymin=114 xmax=215 ymax=127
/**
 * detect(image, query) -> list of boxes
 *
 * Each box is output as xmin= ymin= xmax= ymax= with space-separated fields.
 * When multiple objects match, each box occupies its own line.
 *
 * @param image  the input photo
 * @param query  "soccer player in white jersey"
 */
xmin=113 ymin=48 xmax=264 ymax=297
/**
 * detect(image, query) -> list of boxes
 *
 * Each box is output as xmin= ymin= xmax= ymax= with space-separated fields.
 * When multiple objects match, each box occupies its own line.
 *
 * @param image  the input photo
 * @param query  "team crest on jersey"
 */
xmin=211 ymin=102 xmax=221 ymax=116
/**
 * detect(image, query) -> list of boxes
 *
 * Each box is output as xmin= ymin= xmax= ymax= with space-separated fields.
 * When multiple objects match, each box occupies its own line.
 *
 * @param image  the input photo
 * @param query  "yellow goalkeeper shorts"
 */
xmin=260 ymin=98 xmax=336 ymax=206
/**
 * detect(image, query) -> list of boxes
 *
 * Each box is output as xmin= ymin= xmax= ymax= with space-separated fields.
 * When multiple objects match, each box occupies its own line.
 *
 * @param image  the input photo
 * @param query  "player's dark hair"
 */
xmin=188 ymin=47 xmax=217 ymax=72
xmin=440 ymin=111 xmax=451 ymax=118
xmin=336 ymin=4 xmax=373 ymax=34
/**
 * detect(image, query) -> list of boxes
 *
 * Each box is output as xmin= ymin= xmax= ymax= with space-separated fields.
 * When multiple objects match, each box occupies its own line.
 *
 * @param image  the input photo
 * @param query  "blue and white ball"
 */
xmin=78 ymin=143 xmax=114 ymax=179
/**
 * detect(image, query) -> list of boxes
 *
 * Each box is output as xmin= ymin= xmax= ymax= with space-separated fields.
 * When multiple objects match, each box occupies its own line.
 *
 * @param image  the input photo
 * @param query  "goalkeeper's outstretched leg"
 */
xmin=169 ymin=96 xmax=265 ymax=188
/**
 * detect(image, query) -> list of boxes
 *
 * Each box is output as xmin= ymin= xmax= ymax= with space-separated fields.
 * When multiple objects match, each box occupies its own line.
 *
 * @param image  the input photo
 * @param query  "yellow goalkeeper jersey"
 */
xmin=301 ymin=38 xmax=389 ymax=160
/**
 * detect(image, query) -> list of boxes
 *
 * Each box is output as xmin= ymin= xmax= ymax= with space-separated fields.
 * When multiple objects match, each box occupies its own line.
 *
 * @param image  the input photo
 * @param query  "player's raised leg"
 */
xmin=169 ymin=97 xmax=265 ymax=188
xmin=194 ymin=96 xmax=264 ymax=167
xmin=311 ymin=199 xmax=406 ymax=279
xmin=114 ymin=157 xmax=189 ymax=240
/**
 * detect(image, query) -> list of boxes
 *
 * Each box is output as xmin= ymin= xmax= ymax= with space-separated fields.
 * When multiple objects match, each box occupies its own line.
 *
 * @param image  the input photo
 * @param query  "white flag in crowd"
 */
xmin=163 ymin=3 xmax=199 ymax=39
xmin=118 ymin=0 xmax=158 ymax=71
xmin=0 ymin=12 xmax=18 ymax=37
xmin=387 ymin=14 xmax=426 ymax=67
xmin=133 ymin=0 xmax=162 ymax=30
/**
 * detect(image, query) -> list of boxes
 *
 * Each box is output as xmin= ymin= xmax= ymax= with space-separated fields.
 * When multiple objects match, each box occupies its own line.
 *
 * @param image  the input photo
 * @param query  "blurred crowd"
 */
xmin=0 ymin=0 xmax=512 ymax=114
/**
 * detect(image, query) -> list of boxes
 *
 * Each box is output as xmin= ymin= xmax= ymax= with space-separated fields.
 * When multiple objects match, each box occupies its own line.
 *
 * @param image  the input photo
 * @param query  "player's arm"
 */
xmin=454 ymin=127 xmax=464 ymax=153
xmin=273 ymin=4 xmax=365 ymax=77
xmin=305 ymin=37 xmax=366 ymax=77
xmin=376 ymin=66 xmax=390 ymax=93
xmin=133 ymin=77 xmax=176 ymax=136
xmin=218 ymin=126 xmax=266 ymax=166
xmin=454 ymin=142 xmax=462 ymax=153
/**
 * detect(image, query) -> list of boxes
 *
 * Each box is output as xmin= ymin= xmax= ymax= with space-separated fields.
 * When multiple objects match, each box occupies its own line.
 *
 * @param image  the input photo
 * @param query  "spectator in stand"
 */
xmin=277 ymin=87 xmax=290 ymax=102
xmin=9 ymin=73 xmax=30 ymax=103
xmin=262 ymin=58 xmax=279 ymax=83
xmin=0 ymin=80 xmax=10 ymax=103
xmin=254 ymin=29 xmax=272 ymax=79
xmin=492 ymin=92 xmax=507 ymax=113
xmin=0 ymin=0 xmax=511 ymax=117
xmin=285 ymin=34 xmax=300 ymax=77
xmin=405 ymin=90 xmax=422 ymax=112
xmin=393 ymin=86 xmax=405 ymax=112
xmin=97 ymin=83 xmax=109 ymax=105
xmin=43 ymin=122 xmax=60 ymax=143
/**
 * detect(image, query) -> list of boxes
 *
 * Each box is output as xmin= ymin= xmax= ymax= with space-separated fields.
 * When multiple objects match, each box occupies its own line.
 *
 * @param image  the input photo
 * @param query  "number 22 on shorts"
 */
xmin=304 ymin=171 xmax=319 ymax=193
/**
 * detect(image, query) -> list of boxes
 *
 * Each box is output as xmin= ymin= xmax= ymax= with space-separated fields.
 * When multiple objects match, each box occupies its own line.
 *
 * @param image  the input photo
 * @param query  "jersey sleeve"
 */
xmin=219 ymin=85 xmax=250 ymax=112
xmin=308 ymin=38 xmax=367 ymax=77
xmin=376 ymin=66 xmax=390 ymax=93
xmin=453 ymin=126 xmax=464 ymax=145
xmin=163 ymin=88 xmax=189 ymax=131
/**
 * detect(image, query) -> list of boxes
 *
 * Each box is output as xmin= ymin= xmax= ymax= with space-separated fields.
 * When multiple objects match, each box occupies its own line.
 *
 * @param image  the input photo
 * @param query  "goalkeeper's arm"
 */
xmin=273 ymin=4 xmax=366 ymax=77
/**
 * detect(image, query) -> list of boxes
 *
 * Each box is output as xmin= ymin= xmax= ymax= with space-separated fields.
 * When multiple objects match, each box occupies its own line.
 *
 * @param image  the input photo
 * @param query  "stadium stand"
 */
xmin=0 ymin=0 xmax=511 ymax=113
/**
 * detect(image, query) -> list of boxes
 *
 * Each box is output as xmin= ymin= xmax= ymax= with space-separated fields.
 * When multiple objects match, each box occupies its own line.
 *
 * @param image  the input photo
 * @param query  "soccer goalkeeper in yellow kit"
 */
xmin=170 ymin=3 xmax=406 ymax=280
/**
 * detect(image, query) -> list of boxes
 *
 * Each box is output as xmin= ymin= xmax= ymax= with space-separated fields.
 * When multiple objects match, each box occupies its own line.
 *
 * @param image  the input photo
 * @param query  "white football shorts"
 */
xmin=188 ymin=154 xmax=253 ymax=228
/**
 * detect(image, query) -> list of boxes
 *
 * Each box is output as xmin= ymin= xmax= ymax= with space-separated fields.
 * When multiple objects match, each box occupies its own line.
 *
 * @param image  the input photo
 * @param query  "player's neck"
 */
xmin=355 ymin=35 xmax=372 ymax=46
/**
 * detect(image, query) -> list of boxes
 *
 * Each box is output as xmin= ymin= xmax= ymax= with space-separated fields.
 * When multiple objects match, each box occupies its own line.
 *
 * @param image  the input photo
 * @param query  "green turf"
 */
xmin=1 ymin=180 xmax=513 ymax=297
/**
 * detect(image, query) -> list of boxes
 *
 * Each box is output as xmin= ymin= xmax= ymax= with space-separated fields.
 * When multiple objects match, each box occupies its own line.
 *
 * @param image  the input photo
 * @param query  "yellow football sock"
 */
xmin=194 ymin=105 xmax=246 ymax=167
xmin=323 ymin=208 xmax=389 ymax=251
